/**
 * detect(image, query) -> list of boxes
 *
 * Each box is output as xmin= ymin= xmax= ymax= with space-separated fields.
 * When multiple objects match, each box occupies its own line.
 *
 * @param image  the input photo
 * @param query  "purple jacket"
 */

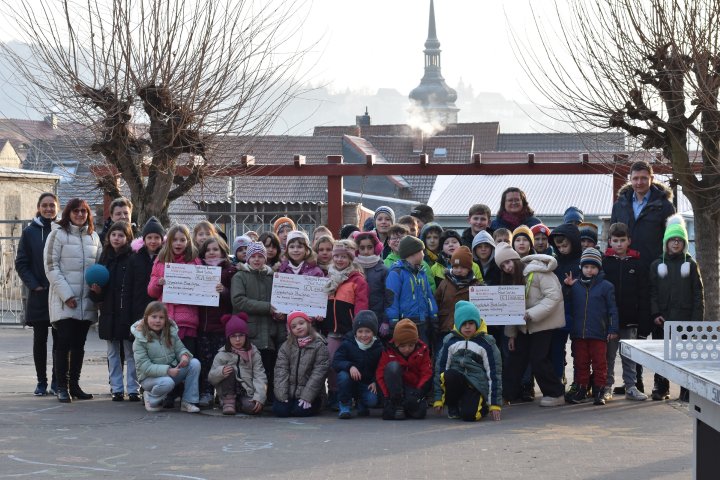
xmin=276 ymin=259 xmax=325 ymax=278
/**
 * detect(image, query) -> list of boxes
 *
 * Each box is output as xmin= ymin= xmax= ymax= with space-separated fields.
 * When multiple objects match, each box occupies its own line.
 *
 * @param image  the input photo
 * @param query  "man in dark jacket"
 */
xmin=99 ymin=197 xmax=140 ymax=243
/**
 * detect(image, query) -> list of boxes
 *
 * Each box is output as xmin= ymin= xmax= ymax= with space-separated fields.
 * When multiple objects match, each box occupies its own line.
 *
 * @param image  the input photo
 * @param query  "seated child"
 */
xmin=376 ymin=319 xmax=432 ymax=420
xmin=433 ymin=301 xmax=502 ymax=421
xmin=272 ymin=311 xmax=329 ymax=417
xmin=208 ymin=314 xmax=267 ymax=415
xmin=332 ymin=311 xmax=384 ymax=419
xmin=131 ymin=301 xmax=201 ymax=413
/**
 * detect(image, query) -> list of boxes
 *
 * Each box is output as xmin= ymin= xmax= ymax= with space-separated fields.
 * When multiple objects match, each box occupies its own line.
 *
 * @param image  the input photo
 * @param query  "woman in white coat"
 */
xmin=44 ymin=198 xmax=102 ymax=403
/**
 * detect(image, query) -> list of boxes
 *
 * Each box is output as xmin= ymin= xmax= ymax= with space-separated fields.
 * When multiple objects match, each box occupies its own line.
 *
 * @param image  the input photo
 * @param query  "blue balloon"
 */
xmin=85 ymin=264 xmax=110 ymax=287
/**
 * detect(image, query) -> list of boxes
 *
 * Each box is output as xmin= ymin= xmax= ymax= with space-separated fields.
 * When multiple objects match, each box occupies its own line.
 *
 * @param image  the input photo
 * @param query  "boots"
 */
xmin=382 ymin=397 xmax=406 ymax=420
xmin=54 ymin=350 xmax=71 ymax=403
xmin=68 ymin=350 xmax=93 ymax=400
xmin=567 ymin=384 xmax=588 ymax=404
xmin=593 ymin=385 xmax=606 ymax=405
xmin=651 ymin=375 xmax=670 ymax=401
xmin=222 ymin=394 xmax=237 ymax=415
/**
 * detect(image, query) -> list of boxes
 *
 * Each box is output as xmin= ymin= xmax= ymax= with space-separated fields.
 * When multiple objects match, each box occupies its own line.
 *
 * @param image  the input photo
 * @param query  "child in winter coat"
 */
xmin=231 ymin=235 xmax=252 ymax=265
xmin=649 ymin=215 xmax=704 ymax=401
xmin=385 ymin=236 xmax=438 ymax=345
xmin=433 ymin=301 xmax=502 ymax=421
xmin=373 ymin=206 xmax=395 ymax=259
xmin=313 ymin=235 xmax=334 ymax=275
xmin=531 ymin=224 xmax=554 ymax=256
xmin=332 ymin=311 xmax=384 ymax=419
xmin=231 ymin=242 xmax=281 ymax=402
xmin=472 ymin=230 xmax=501 ymax=286
xmin=430 ymin=230 xmax=483 ymax=287
xmin=376 ymin=319 xmax=432 ymax=420
xmin=512 ymin=225 xmax=536 ymax=258
xmin=192 ymin=220 xmax=219 ymax=249
xmin=276 ymin=230 xmax=325 ymax=278
xmin=322 ymin=239 xmax=369 ymax=408
xmin=128 ymin=217 xmax=165 ymax=322
xmin=208 ymin=313 xmax=267 ymax=415
xmin=461 ymin=204 xmax=492 ymax=248
xmin=419 ymin=222 xmax=443 ymax=267
xmin=131 ymin=301 xmax=201 ymax=413
xmin=196 ymin=236 xmax=237 ymax=407
xmin=147 ymin=224 xmax=202 ymax=355
xmin=272 ymin=311 xmax=329 ymax=417
xmin=259 ymin=232 xmax=282 ymax=269
xmin=384 ymin=224 xmax=436 ymax=291
xmin=90 ymin=221 xmax=138 ymax=402
xmin=564 ymin=248 xmax=619 ymax=405
xmin=273 ymin=216 xmax=296 ymax=252
xmin=353 ymin=231 xmax=390 ymax=337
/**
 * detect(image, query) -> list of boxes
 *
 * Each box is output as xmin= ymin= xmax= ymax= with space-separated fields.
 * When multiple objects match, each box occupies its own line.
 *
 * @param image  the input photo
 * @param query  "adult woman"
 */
xmin=490 ymin=187 xmax=542 ymax=231
xmin=15 ymin=192 xmax=59 ymax=395
xmin=44 ymin=198 xmax=102 ymax=403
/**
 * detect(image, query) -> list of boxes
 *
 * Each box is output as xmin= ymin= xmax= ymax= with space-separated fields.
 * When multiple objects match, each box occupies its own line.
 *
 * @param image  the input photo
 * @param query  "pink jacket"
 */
xmin=148 ymin=255 xmax=203 ymax=337
xmin=276 ymin=259 xmax=325 ymax=277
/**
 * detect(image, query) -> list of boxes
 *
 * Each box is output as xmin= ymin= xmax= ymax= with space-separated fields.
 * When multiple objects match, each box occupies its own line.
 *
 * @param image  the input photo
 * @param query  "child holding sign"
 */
xmin=276 ymin=231 xmax=325 ymax=278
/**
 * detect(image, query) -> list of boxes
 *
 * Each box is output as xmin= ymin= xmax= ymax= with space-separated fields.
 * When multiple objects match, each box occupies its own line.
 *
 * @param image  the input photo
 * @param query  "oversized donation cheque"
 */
xmin=163 ymin=263 xmax=222 ymax=307
xmin=469 ymin=285 xmax=526 ymax=325
xmin=270 ymin=272 xmax=328 ymax=318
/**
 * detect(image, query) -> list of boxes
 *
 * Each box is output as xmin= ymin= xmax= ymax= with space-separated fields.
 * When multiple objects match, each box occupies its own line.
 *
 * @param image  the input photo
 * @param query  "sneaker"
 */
xmin=338 ymin=403 xmax=352 ymax=419
xmin=181 ymin=401 xmax=200 ymax=413
xmin=34 ymin=382 xmax=48 ymax=396
xmin=625 ymin=386 xmax=648 ymax=401
xmin=112 ymin=392 xmax=124 ymax=402
xmin=602 ymin=387 xmax=613 ymax=402
xmin=198 ymin=393 xmax=214 ymax=408
xmin=447 ymin=406 xmax=461 ymax=419
xmin=539 ymin=395 xmax=565 ymax=407
xmin=564 ymin=383 xmax=579 ymax=403
xmin=567 ymin=386 xmax=588 ymax=404
xmin=613 ymin=386 xmax=626 ymax=395
xmin=128 ymin=393 xmax=141 ymax=402
xmin=143 ymin=392 xmax=162 ymax=412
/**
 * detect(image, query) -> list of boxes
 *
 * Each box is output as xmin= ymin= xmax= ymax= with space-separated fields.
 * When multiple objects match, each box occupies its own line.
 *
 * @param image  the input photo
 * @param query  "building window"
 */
xmin=51 ymin=163 xmax=78 ymax=183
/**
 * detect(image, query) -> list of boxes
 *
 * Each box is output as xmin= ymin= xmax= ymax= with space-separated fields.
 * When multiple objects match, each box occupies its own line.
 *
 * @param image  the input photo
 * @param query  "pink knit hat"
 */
xmin=221 ymin=313 xmax=249 ymax=338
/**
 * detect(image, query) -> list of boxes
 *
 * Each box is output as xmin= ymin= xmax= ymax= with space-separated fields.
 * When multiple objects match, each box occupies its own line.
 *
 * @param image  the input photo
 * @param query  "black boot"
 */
xmin=651 ymin=375 xmax=670 ymax=401
xmin=593 ymin=385 xmax=606 ymax=406
xmin=54 ymin=350 xmax=71 ymax=403
xmin=68 ymin=350 xmax=93 ymax=400
xmin=679 ymin=387 xmax=690 ymax=402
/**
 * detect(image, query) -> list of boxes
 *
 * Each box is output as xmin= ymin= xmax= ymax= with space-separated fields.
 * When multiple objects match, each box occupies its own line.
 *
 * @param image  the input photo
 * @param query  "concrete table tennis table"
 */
xmin=621 ymin=338 xmax=720 ymax=480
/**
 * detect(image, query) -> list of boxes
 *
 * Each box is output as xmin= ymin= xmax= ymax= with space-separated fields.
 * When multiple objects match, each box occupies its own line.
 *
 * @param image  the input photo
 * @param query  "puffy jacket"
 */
xmin=361 ymin=259 xmax=389 ymax=326
xmin=131 ymin=319 xmax=192 ymax=382
xmin=322 ymin=270 xmax=369 ymax=336
xmin=92 ymin=246 xmax=134 ymax=341
xmin=15 ymin=216 xmax=53 ymax=325
xmin=384 ymin=252 xmax=436 ymax=291
xmin=429 ymin=256 xmax=484 ymax=288
xmin=602 ymin=248 xmax=651 ymax=333
xmin=376 ymin=339 xmax=432 ymax=397
xmin=332 ymin=332 xmax=384 ymax=383
xmin=548 ymin=223 xmax=582 ymax=333
xmin=128 ymin=246 xmax=158 ymax=322
xmin=433 ymin=325 xmax=502 ymax=410
xmin=43 ymin=223 xmax=102 ymax=323
xmin=650 ymin=253 xmax=704 ymax=322
xmin=611 ymin=183 xmax=675 ymax=270
xmin=276 ymin=259 xmax=325 ymax=278
xmin=434 ymin=275 xmax=481 ymax=334
xmin=198 ymin=260 xmax=237 ymax=334
xmin=147 ymin=256 xmax=202 ymax=337
xmin=566 ymin=272 xmax=619 ymax=340
xmin=231 ymin=263 xmax=285 ymax=350
xmin=208 ymin=344 xmax=268 ymax=404
xmin=385 ymin=260 xmax=438 ymax=327
xmin=274 ymin=334 xmax=329 ymax=403
xmin=505 ymin=254 xmax=565 ymax=338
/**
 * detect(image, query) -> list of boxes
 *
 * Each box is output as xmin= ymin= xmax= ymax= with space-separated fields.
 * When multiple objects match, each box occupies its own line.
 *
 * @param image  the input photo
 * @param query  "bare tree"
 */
xmin=517 ymin=0 xmax=720 ymax=318
xmin=1 ymin=0 xmax=312 ymax=225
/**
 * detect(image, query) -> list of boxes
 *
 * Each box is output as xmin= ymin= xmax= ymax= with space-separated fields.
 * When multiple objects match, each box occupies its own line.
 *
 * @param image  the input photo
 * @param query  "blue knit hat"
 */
xmin=563 ymin=206 xmax=584 ymax=225
xmin=454 ymin=300 xmax=481 ymax=331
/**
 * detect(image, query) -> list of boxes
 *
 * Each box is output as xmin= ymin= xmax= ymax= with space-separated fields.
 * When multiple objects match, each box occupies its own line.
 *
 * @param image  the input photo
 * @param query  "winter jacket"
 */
xmin=15 ymin=216 xmax=53 ymax=325
xmin=128 ymin=245 xmax=158 ymax=322
xmin=332 ymin=332 xmax=384 ymax=384
xmin=92 ymin=246 xmax=134 ymax=341
xmin=208 ymin=344 xmax=268 ymax=403
xmin=376 ymin=339 xmax=433 ymax=397
xmin=231 ymin=263 xmax=284 ymax=350
xmin=476 ymin=258 xmax=501 ymax=286
xmin=274 ymin=334 xmax=329 ymax=403
xmin=43 ymin=223 xmax=102 ymax=323
xmin=650 ymin=253 xmax=704 ymax=322
xmin=490 ymin=214 xmax=542 ymax=232
xmin=429 ymin=256 xmax=484 ymax=287
xmin=147 ymin=256 xmax=203 ymax=337
xmin=385 ymin=260 xmax=438 ymax=327
xmin=602 ymin=248 xmax=651 ymax=334
xmin=384 ymin=252 xmax=436 ymax=291
xmin=610 ymin=183 xmax=675 ymax=270
xmin=198 ymin=260 xmax=237 ymax=334
xmin=322 ymin=270 xmax=369 ymax=336
xmin=434 ymin=275 xmax=481 ymax=334
xmin=548 ymin=223 xmax=582 ymax=333
xmin=276 ymin=259 xmax=325 ymax=278
xmin=361 ymin=259 xmax=389 ymax=326
xmin=131 ymin=319 xmax=192 ymax=382
xmin=565 ymin=272 xmax=620 ymax=340
xmin=433 ymin=325 xmax=502 ymax=410
xmin=505 ymin=254 xmax=565 ymax=338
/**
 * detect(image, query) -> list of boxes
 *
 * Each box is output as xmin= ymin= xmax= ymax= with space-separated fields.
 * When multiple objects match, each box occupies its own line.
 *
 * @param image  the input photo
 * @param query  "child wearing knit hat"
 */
xmin=232 ymin=235 xmax=252 ymax=264
xmin=129 ymin=217 xmax=166 ymax=322
xmin=276 ymin=230 xmax=325 ymax=279
xmin=208 ymin=314 xmax=267 ymax=415
xmin=384 ymin=225 xmax=437 ymax=291
xmin=648 ymin=214 xmax=704 ymax=401
xmin=564 ymin=248 xmax=620 ymax=405
xmin=433 ymin=301 xmax=502 ymax=421
xmin=430 ymin=232 xmax=484 ymax=287
xmin=512 ymin=225 xmax=535 ymax=258
xmin=273 ymin=217 xmax=296 ymax=250
xmin=531 ymin=224 xmax=553 ymax=256
xmin=331 ymin=311 xmax=384 ymax=418
xmin=578 ymin=222 xmax=599 ymax=251
xmin=375 ymin=319 xmax=432 ymax=420
xmin=373 ymin=206 xmax=395 ymax=259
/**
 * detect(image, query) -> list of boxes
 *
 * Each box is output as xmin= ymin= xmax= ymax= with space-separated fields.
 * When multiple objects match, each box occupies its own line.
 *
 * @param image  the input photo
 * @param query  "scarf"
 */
xmin=356 ymin=254 xmax=381 ymax=269
xmin=498 ymin=210 xmax=528 ymax=230
xmin=356 ymin=337 xmax=376 ymax=351
xmin=203 ymin=257 xmax=224 ymax=267
xmin=231 ymin=346 xmax=251 ymax=363
xmin=580 ymin=274 xmax=593 ymax=286
xmin=297 ymin=335 xmax=314 ymax=348
xmin=446 ymin=270 xmax=475 ymax=290
xmin=289 ymin=261 xmax=304 ymax=275
xmin=324 ymin=264 xmax=355 ymax=294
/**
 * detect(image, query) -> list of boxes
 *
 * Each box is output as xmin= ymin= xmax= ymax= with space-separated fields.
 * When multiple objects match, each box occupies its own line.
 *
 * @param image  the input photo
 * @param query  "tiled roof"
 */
xmin=0 ymin=118 xmax=89 ymax=150
xmin=496 ymin=132 xmax=626 ymax=152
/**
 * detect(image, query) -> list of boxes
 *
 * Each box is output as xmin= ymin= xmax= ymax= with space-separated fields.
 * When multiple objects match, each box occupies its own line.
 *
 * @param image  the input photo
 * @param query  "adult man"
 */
xmin=99 ymin=197 xmax=138 ymax=243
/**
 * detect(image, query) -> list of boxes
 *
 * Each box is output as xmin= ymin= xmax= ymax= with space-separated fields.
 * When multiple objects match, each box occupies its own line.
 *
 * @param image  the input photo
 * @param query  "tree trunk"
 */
xmin=692 ymin=204 xmax=720 ymax=321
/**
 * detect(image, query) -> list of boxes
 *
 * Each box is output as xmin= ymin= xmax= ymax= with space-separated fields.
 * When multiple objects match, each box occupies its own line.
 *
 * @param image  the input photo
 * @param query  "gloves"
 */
xmin=297 ymin=399 xmax=312 ymax=410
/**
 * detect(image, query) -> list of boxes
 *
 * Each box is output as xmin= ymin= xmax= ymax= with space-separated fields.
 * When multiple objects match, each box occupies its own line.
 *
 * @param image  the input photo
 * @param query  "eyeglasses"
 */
xmin=506 ymin=198 xmax=522 ymax=204
xmin=668 ymin=238 xmax=684 ymax=244
xmin=72 ymin=208 xmax=88 ymax=215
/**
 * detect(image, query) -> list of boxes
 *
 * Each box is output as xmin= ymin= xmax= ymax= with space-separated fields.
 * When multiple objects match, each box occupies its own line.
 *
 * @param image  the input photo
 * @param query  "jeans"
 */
xmin=140 ymin=358 xmax=201 ymax=406
xmin=33 ymin=324 xmax=57 ymax=383
xmin=606 ymin=327 xmax=638 ymax=388
xmin=336 ymin=370 xmax=379 ymax=407
xmin=107 ymin=340 xmax=138 ymax=394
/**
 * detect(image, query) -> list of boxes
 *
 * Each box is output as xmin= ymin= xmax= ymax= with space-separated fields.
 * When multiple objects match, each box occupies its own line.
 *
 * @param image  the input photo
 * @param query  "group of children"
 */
xmin=87 ymin=199 xmax=704 ymax=421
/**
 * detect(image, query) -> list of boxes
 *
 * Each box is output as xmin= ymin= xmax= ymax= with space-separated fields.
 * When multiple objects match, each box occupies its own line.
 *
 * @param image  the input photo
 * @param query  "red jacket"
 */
xmin=321 ymin=270 xmax=369 ymax=336
xmin=376 ymin=339 xmax=432 ymax=397
xmin=148 ymin=255 xmax=203 ymax=337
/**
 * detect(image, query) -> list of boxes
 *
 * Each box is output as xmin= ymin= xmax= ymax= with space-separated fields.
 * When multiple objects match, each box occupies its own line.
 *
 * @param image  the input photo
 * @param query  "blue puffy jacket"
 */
xmin=566 ymin=271 xmax=619 ymax=340
xmin=385 ymin=260 xmax=438 ymax=327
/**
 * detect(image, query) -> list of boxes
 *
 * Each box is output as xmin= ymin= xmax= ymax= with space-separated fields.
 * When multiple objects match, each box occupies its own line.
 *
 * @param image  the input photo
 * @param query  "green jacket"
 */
xmin=429 ymin=261 xmax=484 ymax=288
xmin=650 ymin=253 xmax=704 ymax=322
xmin=131 ymin=319 xmax=191 ymax=382
xmin=384 ymin=252 xmax=436 ymax=291
xmin=231 ymin=263 xmax=286 ymax=350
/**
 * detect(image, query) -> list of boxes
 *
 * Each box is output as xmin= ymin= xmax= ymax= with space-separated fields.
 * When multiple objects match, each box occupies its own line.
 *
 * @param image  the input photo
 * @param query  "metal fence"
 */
xmin=0 ymin=220 xmax=29 ymax=325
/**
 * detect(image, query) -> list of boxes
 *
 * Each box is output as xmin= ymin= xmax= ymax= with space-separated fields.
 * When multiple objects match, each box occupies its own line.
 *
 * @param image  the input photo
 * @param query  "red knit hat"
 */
xmin=287 ymin=311 xmax=311 ymax=329
xmin=531 ymin=224 xmax=551 ymax=237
